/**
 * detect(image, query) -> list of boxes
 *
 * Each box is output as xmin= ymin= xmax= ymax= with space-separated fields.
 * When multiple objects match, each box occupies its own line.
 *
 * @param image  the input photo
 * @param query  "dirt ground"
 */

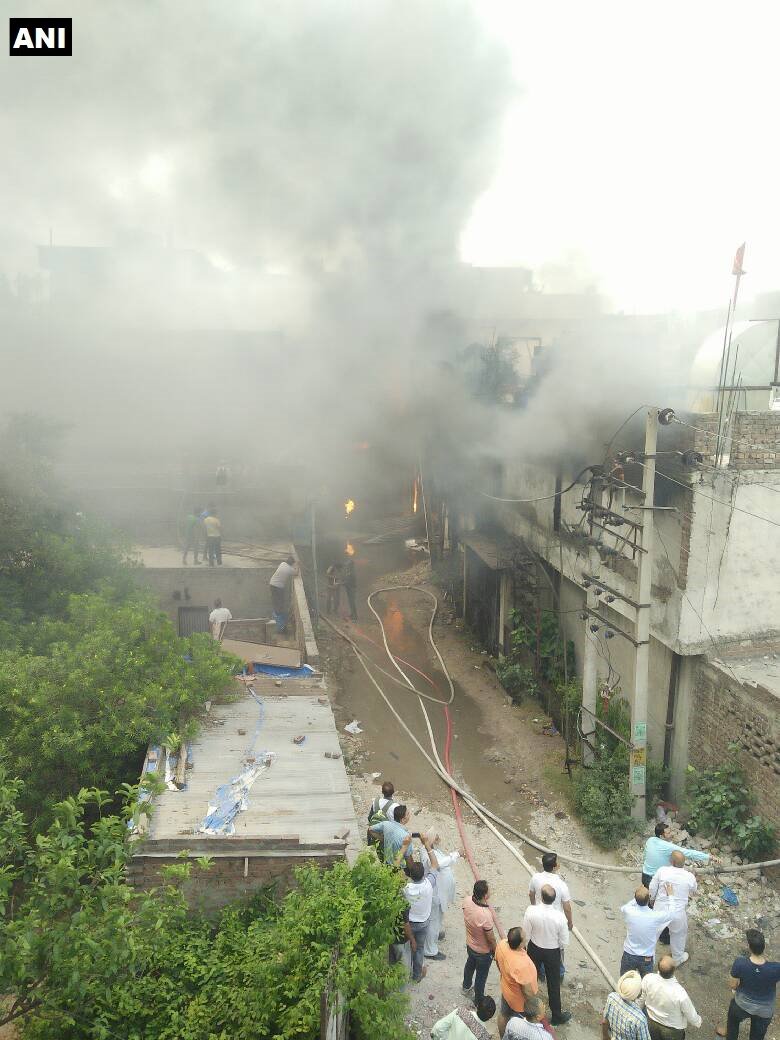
xmin=321 ymin=540 xmax=780 ymax=1040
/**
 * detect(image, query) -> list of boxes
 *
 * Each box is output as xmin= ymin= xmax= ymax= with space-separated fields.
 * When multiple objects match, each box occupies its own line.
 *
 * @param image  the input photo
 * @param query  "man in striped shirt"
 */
xmin=602 ymin=971 xmax=651 ymax=1040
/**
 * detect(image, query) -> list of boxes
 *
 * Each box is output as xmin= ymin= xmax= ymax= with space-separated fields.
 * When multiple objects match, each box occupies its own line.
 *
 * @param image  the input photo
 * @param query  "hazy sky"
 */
xmin=462 ymin=0 xmax=780 ymax=313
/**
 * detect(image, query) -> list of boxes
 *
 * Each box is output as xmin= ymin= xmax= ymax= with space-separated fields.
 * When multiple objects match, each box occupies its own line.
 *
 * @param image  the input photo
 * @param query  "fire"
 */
xmin=412 ymin=480 xmax=418 ymax=514
xmin=345 ymin=542 xmax=355 ymax=556
xmin=344 ymin=499 xmax=355 ymax=517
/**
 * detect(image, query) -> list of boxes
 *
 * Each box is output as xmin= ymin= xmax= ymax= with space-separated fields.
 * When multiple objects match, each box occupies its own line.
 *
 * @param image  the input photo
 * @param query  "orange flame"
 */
xmin=345 ymin=542 xmax=355 ymax=556
xmin=344 ymin=499 xmax=355 ymax=517
xmin=412 ymin=480 xmax=418 ymax=514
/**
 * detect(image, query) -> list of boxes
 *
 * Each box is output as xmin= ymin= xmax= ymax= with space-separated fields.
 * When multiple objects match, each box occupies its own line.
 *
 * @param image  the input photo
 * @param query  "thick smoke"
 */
xmin=0 ymin=0 xmax=516 ymax=506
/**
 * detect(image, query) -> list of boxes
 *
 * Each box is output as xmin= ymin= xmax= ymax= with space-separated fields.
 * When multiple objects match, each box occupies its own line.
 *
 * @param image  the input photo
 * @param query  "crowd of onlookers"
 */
xmin=366 ymin=784 xmax=780 ymax=1040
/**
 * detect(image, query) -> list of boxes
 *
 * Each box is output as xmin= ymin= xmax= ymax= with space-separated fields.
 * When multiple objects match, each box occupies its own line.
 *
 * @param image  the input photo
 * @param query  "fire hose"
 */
xmin=323 ymin=584 xmax=780 ymax=994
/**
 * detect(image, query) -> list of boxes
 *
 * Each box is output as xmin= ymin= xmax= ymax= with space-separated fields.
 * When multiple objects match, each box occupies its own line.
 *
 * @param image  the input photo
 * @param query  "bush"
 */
xmin=495 ymin=660 xmax=537 ymax=703
xmin=686 ymin=750 xmax=776 ymax=860
xmin=2 ymin=777 xmax=414 ymax=1039
xmin=573 ymin=754 xmax=638 ymax=846
xmin=571 ymin=696 xmax=668 ymax=845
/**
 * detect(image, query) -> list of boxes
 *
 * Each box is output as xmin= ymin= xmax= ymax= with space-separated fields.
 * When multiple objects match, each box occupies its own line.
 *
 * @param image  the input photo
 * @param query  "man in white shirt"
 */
xmin=522 ymin=885 xmax=571 ymax=1025
xmin=403 ymin=836 xmax=439 ymax=982
xmin=208 ymin=599 xmax=232 ymax=639
xmin=642 ymin=955 xmax=702 ymax=1040
xmin=529 ymin=851 xmax=573 ymax=982
xmin=649 ymin=851 xmax=698 ymax=966
xmin=528 ymin=852 xmax=574 ymax=927
xmin=421 ymin=828 xmax=460 ymax=959
xmin=621 ymin=886 xmax=673 ymax=977
xmin=269 ymin=555 xmax=298 ymax=634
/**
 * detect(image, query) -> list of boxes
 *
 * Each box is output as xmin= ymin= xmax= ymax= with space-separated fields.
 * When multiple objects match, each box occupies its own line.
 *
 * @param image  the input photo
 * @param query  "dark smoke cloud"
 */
xmin=0 ymin=0 xmax=515 ymax=504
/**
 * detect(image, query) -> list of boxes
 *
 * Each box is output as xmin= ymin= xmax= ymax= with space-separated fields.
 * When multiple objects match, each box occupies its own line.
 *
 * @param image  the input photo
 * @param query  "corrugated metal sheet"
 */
xmin=178 ymin=606 xmax=210 ymax=636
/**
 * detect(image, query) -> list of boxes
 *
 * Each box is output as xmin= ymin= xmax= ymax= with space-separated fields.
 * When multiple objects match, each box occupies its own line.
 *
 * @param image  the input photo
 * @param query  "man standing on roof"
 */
xmin=209 ymin=598 xmax=232 ymax=639
xmin=649 ymin=851 xmax=698 ymax=967
xmin=182 ymin=506 xmax=203 ymax=565
xmin=203 ymin=507 xmax=223 ymax=566
xmin=269 ymin=554 xmax=298 ymax=634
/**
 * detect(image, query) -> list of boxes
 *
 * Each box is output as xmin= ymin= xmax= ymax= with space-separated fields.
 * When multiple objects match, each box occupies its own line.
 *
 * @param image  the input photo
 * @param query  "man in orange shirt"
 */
xmin=495 ymin=927 xmax=538 ymax=1037
xmin=462 ymin=880 xmax=497 ymax=1005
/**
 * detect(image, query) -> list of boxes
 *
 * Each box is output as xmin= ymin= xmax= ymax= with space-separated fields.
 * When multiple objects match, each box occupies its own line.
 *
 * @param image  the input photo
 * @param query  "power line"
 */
xmin=629 ymin=461 xmax=780 ymax=529
xmin=478 ymin=465 xmax=595 ymax=504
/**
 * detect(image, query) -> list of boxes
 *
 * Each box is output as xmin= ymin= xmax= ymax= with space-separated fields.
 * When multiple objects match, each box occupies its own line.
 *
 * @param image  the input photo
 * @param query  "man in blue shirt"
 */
xmin=368 ymin=803 xmax=414 ymax=868
xmin=726 ymin=929 xmax=780 ymax=1040
xmin=642 ymin=822 xmax=712 ymax=886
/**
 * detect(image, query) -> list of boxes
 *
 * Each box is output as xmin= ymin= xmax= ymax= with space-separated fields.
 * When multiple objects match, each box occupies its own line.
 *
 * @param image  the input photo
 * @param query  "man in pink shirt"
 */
xmin=462 ymin=880 xmax=497 ymax=1005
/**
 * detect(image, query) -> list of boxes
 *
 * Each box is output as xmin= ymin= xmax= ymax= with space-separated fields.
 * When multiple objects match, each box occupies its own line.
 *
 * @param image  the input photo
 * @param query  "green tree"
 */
xmin=1 ymin=777 xmax=413 ymax=1040
xmin=0 ymin=589 xmax=239 ymax=819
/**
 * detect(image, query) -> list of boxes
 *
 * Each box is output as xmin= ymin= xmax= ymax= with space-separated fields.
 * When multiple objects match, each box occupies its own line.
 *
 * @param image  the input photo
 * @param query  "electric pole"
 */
xmin=580 ymin=586 xmax=599 ymax=766
xmin=630 ymin=407 xmax=658 ymax=820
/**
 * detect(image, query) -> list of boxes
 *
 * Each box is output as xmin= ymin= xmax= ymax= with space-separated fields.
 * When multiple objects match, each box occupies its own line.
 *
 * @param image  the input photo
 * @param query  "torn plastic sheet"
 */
xmin=344 ymin=719 xmax=362 ymax=734
xmin=251 ymin=663 xmax=316 ymax=679
xmin=200 ymin=687 xmax=273 ymax=835
xmin=200 ymin=753 xmax=275 ymax=835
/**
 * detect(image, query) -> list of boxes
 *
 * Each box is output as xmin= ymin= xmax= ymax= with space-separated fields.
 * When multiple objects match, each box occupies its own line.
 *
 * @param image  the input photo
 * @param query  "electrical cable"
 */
xmin=628 ymin=461 xmax=780 ymax=529
xmin=478 ymin=465 xmax=595 ymax=504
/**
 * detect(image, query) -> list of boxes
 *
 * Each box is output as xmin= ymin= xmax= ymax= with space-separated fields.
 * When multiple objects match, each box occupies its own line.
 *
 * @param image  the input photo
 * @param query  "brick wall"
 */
xmin=128 ymin=852 xmax=342 ymax=912
xmin=689 ymin=411 xmax=780 ymax=470
xmin=687 ymin=659 xmax=780 ymax=830
xmin=730 ymin=412 xmax=780 ymax=470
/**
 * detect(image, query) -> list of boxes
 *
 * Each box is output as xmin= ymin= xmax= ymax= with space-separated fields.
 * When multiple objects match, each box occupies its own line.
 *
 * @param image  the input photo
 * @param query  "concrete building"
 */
xmin=129 ymin=553 xmax=352 ymax=908
xmin=129 ymin=674 xmax=359 ymax=911
xmin=443 ymin=324 xmax=780 ymax=827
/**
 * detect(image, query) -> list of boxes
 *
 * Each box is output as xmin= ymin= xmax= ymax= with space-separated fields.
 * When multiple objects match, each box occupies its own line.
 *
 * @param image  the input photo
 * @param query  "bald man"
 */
xmin=642 ymin=955 xmax=701 ymax=1039
xmin=621 ymin=886 xmax=673 ymax=977
xmin=649 ymin=851 xmax=698 ymax=966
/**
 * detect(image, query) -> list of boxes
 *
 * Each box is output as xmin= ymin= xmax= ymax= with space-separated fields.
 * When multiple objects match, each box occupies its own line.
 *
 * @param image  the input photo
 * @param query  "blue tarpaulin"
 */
xmin=251 ymin=663 xmax=316 ymax=679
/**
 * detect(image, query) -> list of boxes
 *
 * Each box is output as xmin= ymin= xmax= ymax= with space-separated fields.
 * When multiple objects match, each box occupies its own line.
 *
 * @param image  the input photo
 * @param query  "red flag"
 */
xmin=732 ymin=242 xmax=746 ymax=276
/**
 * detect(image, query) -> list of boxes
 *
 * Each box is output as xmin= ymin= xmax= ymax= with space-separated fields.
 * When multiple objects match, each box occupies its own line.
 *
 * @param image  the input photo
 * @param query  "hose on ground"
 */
xmin=327 ymin=589 xmax=780 ymax=878
xmin=364 ymin=586 xmax=617 ymax=991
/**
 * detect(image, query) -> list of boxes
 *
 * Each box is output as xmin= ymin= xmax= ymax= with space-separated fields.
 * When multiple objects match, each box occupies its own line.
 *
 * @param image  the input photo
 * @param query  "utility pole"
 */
xmin=580 ymin=585 xmax=599 ymax=765
xmin=630 ymin=407 xmax=658 ymax=821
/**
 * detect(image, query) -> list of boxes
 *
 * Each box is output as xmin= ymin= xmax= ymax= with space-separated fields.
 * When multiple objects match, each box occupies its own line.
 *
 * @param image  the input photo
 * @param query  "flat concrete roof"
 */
xmin=134 ymin=542 xmax=292 ymax=570
xmin=713 ymin=653 xmax=780 ymax=701
xmin=141 ymin=677 xmax=359 ymax=860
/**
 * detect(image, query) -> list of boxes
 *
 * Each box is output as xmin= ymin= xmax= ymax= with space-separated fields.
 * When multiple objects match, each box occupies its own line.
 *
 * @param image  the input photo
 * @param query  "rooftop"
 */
xmin=134 ymin=541 xmax=293 ymax=570
xmin=140 ymin=676 xmax=360 ymax=860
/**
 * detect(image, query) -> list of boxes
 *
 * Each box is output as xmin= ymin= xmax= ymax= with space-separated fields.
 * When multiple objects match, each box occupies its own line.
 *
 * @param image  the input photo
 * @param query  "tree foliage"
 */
xmin=0 ymin=415 xmax=241 ymax=820
xmin=1 ymin=778 xmax=413 ymax=1040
